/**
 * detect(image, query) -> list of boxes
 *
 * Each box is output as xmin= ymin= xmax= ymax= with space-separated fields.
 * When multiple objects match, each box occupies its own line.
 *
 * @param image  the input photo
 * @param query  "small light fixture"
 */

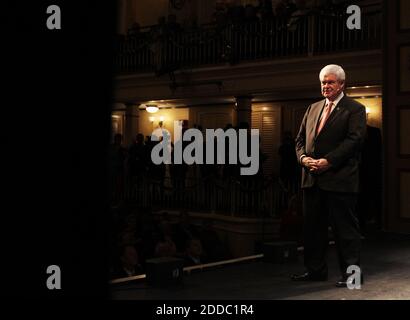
xmin=159 ymin=116 xmax=165 ymax=122
xmin=146 ymin=105 xmax=159 ymax=113
xmin=366 ymin=107 xmax=371 ymax=114
xmin=149 ymin=116 xmax=155 ymax=122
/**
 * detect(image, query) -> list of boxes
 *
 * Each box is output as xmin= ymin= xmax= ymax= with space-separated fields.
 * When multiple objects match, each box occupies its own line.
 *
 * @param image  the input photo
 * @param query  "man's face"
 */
xmin=321 ymin=74 xmax=344 ymax=101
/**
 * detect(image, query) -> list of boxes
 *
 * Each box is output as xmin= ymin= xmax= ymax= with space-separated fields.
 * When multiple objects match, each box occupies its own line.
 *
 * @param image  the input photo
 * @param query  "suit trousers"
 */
xmin=303 ymin=186 xmax=362 ymax=276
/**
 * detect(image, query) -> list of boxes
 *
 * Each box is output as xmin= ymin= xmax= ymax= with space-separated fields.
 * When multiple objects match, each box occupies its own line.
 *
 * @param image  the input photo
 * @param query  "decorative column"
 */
xmin=234 ymin=95 xmax=253 ymax=128
xmin=116 ymin=0 xmax=127 ymax=35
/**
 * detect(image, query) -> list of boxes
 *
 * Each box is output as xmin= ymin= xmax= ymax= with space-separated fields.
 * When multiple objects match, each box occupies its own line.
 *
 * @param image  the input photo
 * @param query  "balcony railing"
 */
xmin=112 ymin=174 xmax=290 ymax=218
xmin=115 ymin=9 xmax=381 ymax=74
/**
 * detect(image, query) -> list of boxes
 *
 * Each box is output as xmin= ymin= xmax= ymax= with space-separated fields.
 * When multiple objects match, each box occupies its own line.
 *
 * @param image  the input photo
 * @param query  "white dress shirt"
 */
xmin=319 ymin=91 xmax=344 ymax=121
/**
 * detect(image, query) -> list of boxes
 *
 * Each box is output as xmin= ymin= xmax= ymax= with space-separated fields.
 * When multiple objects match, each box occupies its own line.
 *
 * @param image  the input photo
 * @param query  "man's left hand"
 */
xmin=309 ymin=158 xmax=331 ymax=174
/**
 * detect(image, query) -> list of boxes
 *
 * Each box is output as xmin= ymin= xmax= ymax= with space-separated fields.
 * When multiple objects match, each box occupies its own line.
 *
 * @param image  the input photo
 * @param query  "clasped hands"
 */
xmin=302 ymin=157 xmax=331 ymax=174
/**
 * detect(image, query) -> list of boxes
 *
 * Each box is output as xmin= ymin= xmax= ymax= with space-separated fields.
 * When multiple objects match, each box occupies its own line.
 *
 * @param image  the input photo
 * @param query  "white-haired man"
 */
xmin=293 ymin=64 xmax=366 ymax=287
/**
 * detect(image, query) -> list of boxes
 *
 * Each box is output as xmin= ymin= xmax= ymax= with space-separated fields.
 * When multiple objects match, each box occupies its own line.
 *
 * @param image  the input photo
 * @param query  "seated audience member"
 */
xmin=287 ymin=0 xmax=311 ymax=31
xmin=127 ymin=22 xmax=141 ymax=38
xmin=154 ymin=233 xmax=177 ymax=258
xmin=173 ymin=210 xmax=200 ymax=252
xmin=198 ymin=219 xmax=230 ymax=262
xmin=112 ymin=245 xmax=143 ymax=279
xmin=119 ymin=230 xmax=139 ymax=247
xmin=184 ymin=238 xmax=206 ymax=267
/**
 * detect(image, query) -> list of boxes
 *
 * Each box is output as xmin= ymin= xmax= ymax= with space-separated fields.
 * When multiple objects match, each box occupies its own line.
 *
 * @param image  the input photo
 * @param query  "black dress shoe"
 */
xmin=291 ymin=272 xmax=328 ymax=281
xmin=335 ymin=278 xmax=349 ymax=288
xmin=335 ymin=274 xmax=364 ymax=288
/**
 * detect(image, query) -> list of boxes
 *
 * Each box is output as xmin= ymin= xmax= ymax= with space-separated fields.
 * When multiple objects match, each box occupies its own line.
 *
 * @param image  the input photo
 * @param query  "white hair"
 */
xmin=319 ymin=64 xmax=346 ymax=82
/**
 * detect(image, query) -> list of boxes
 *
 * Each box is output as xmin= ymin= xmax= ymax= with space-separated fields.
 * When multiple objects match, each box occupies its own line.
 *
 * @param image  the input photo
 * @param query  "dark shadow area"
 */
xmin=111 ymin=231 xmax=410 ymax=300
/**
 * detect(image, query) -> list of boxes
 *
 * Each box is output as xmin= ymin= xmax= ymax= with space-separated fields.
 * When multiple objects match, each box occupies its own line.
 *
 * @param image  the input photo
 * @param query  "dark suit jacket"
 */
xmin=295 ymin=95 xmax=366 ymax=193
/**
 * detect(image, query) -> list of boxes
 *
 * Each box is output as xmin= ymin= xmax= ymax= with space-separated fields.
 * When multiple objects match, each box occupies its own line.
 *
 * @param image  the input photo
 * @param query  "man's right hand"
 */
xmin=301 ymin=156 xmax=317 ymax=170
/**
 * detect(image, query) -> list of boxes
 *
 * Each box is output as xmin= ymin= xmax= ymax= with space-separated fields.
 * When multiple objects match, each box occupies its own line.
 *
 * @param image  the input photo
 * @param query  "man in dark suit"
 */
xmin=292 ymin=64 xmax=366 ymax=287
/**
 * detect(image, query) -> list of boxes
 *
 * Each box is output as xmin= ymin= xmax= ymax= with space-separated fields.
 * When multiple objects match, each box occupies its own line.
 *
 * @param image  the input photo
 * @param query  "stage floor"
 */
xmin=111 ymin=233 xmax=410 ymax=300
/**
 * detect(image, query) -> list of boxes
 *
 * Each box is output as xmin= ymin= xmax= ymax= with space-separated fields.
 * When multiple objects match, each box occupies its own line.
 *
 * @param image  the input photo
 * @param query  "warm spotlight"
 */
xmin=146 ymin=105 xmax=159 ymax=113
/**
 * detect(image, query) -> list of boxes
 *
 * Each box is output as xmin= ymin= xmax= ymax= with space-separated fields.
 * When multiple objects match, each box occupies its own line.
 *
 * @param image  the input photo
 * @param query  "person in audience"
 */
xmin=184 ymin=238 xmax=206 ymax=267
xmin=198 ymin=219 xmax=230 ymax=262
xmin=112 ymin=245 xmax=143 ymax=278
xmin=127 ymin=22 xmax=141 ymax=38
xmin=173 ymin=210 xmax=200 ymax=253
xmin=110 ymin=133 xmax=127 ymax=205
xmin=278 ymin=131 xmax=299 ymax=193
xmin=154 ymin=233 xmax=177 ymax=258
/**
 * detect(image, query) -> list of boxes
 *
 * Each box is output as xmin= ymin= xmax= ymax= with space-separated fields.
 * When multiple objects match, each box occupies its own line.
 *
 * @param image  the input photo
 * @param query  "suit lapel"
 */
xmin=313 ymin=99 xmax=326 ymax=137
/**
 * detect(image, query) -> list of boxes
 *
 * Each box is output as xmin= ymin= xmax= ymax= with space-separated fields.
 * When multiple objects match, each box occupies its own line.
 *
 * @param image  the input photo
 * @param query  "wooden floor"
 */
xmin=111 ymin=232 xmax=410 ymax=300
